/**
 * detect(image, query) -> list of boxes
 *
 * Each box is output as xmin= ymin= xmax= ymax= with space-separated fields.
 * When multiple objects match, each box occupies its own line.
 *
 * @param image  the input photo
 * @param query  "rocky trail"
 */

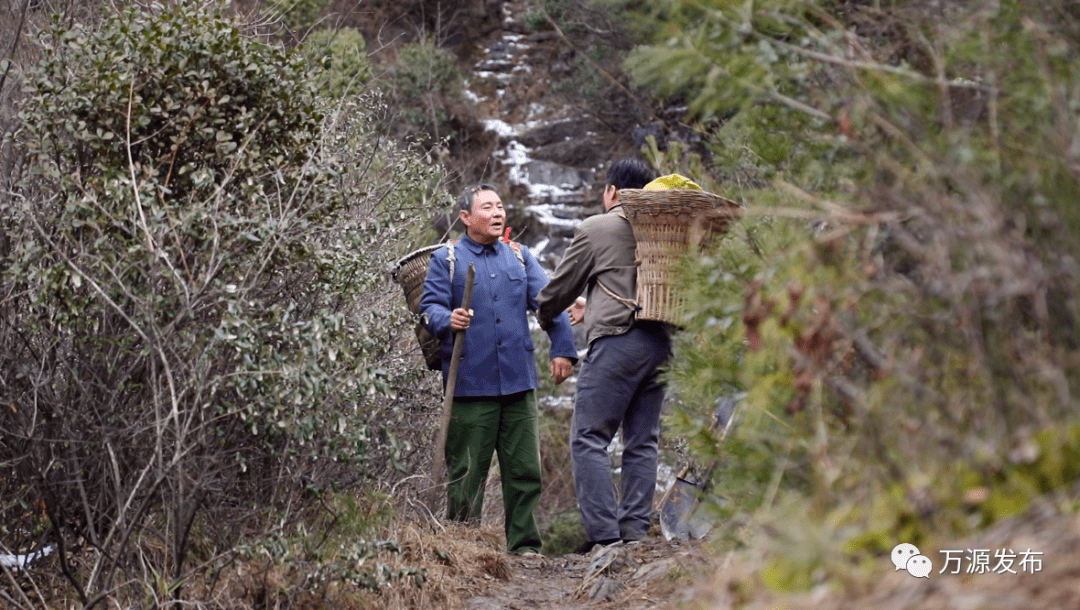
xmin=464 ymin=538 xmax=710 ymax=610
xmin=442 ymin=491 xmax=1080 ymax=610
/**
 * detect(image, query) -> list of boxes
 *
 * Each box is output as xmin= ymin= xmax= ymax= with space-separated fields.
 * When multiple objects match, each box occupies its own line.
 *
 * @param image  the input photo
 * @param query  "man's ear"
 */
xmin=459 ymin=209 xmax=471 ymax=227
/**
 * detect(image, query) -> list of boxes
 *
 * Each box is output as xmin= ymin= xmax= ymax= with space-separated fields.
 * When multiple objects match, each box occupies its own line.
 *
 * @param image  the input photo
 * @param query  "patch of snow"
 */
xmin=499 ymin=140 xmax=531 ymax=165
xmin=493 ymin=142 xmax=585 ymax=226
xmin=528 ymin=203 xmax=582 ymax=228
xmin=482 ymin=119 xmax=517 ymax=138
xmin=532 ymin=237 xmax=550 ymax=256
xmin=0 ymin=546 xmax=53 ymax=570
xmin=474 ymin=71 xmax=514 ymax=81
xmin=538 ymin=395 xmax=574 ymax=410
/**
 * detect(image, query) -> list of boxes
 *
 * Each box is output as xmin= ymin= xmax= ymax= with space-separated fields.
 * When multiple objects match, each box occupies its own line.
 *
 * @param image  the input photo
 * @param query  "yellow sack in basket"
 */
xmin=643 ymin=174 xmax=703 ymax=191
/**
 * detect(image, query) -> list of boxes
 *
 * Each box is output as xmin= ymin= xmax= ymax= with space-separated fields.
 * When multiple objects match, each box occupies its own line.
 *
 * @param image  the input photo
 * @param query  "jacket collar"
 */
xmin=459 ymin=233 xmax=498 ymax=254
xmin=607 ymin=204 xmax=627 ymax=219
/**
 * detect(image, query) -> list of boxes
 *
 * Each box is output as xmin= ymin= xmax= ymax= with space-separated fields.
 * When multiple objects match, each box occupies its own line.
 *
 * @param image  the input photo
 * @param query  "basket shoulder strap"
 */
xmin=446 ymin=240 xmax=457 ymax=280
xmin=505 ymin=240 xmax=526 ymax=269
xmin=596 ymin=278 xmax=640 ymax=312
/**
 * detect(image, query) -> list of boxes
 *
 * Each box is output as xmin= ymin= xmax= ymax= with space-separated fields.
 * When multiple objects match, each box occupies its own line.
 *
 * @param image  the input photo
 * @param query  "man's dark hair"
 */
xmin=606 ymin=159 xmax=654 ymax=190
xmin=458 ymin=183 xmax=498 ymax=213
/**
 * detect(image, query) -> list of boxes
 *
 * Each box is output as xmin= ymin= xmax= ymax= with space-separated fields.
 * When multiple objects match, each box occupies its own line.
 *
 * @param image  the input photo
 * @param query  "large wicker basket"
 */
xmin=620 ymin=188 xmax=742 ymax=325
xmin=392 ymin=244 xmax=444 ymax=370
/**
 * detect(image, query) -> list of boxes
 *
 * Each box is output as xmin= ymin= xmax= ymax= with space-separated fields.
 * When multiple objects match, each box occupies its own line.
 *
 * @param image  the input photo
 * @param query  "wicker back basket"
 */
xmin=620 ymin=188 xmax=741 ymax=325
xmin=392 ymin=244 xmax=444 ymax=370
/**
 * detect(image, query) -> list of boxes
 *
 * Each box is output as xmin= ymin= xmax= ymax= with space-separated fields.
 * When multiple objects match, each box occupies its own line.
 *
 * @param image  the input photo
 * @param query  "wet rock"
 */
xmin=524 ymin=31 xmax=558 ymax=43
xmin=631 ymin=557 xmax=675 ymax=581
xmin=476 ymin=60 xmax=516 ymax=72
xmin=584 ymin=543 xmax=629 ymax=579
xmin=531 ymin=138 xmax=608 ymax=169
xmin=521 ymin=159 xmax=583 ymax=190
xmin=518 ymin=118 xmax=604 ymax=148
xmin=585 ymin=576 xmax=625 ymax=601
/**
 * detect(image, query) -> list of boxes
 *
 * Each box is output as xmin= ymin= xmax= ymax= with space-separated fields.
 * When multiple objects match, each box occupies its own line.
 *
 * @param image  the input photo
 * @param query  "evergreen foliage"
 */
xmin=302 ymin=27 xmax=374 ymax=99
xmin=383 ymin=36 xmax=464 ymax=145
xmin=268 ymin=0 xmax=331 ymax=41
xmin=626 ymin=0 xmax=1080 ymax=588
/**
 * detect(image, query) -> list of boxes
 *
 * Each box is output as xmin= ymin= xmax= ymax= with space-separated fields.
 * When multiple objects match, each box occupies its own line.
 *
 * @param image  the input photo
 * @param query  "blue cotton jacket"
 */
xmin=420 ymin=234 xmax=577 ymax=397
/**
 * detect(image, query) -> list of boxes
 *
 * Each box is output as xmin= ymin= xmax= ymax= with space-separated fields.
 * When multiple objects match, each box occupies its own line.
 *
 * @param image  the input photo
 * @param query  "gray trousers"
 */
xmin=571 ymin=322 xmax=671 ymax=542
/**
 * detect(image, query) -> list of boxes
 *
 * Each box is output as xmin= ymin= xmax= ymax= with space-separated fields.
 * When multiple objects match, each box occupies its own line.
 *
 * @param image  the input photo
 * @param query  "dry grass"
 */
xmin=363 ymin=519 xmax=511 ymax=610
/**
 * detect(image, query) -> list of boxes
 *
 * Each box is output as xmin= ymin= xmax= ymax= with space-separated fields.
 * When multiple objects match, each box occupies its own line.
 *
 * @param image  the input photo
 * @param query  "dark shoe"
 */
xmin=573 ymin=538 xmax=620 ymax=555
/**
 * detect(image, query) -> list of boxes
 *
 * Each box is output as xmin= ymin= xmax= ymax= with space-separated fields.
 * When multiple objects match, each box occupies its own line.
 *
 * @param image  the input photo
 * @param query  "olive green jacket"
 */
xmin=536 ymin=205 xmax=638 ymax=344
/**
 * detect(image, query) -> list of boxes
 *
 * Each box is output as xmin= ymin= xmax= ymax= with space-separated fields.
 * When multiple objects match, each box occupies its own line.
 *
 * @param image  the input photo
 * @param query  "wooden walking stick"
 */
xmin=428 ymin=263 xmax=475 ymax=514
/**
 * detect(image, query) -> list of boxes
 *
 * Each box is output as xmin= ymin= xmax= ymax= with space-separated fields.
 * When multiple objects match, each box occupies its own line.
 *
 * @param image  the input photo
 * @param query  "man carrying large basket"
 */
xmin=536 ymin=159 xmax=676 ymax=554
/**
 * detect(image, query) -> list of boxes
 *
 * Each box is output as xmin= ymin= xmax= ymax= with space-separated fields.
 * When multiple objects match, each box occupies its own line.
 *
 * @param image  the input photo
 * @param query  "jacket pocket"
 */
xmin=506 ymin=267 xmax=526 ymax=303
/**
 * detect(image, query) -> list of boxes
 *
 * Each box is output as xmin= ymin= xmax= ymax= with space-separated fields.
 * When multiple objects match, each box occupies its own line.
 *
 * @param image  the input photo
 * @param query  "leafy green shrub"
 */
xmin=625 ymin=0 xmax=1080 ymax=587
xmin=522 ymin=8 xmax=548 ymax=31
xmin=384 ymin=36 xmax=463 ymax=144
xmin=1 ymin=3 xmax=443 ymax=606
xmin=269 ymin=0 xmax=331 ymax=40
xmin=302 ymin=27 xmax=373 ymax=99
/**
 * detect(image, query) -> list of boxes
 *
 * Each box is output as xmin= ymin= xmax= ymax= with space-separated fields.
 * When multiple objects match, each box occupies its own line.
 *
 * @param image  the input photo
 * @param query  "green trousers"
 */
xmin=445 ymin=390 xmax=543 ymax=554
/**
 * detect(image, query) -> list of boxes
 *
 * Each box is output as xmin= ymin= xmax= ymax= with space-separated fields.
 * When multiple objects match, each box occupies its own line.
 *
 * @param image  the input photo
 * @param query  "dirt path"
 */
xmin=461 ymin=537 xmax=710 ymax=610
xmin=391 ymin=463 xmax=1080 ymax=610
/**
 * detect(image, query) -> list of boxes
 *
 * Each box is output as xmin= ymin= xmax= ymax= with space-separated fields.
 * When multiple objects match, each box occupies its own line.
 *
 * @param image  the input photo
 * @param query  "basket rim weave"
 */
xmin=391 ymin=243 xmax=443 ymax=284
xmin=618 ymin=188 xmax=741 ymax=216
xmin=618 ymin=188 xmax=740 ymax=325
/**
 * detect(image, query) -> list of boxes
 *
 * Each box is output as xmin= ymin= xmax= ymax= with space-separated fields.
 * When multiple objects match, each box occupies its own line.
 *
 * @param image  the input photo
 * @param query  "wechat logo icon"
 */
xmin=892 ymin=543 xmax=932 ymax=578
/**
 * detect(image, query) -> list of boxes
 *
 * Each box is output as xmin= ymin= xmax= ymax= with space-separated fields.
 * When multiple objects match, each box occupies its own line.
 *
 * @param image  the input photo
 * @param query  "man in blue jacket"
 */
xmin=420 ymin=183 xmax=577 ymax=555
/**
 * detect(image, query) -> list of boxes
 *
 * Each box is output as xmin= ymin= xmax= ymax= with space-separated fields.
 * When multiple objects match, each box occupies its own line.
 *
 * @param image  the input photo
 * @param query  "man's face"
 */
xmin=461 ymin=189 xmax=505 ymax=244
